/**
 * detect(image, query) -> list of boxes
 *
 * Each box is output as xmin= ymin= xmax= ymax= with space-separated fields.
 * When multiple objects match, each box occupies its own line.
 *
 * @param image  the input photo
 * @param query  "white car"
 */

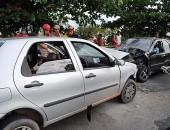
xmin=0 ymin=37 xmax=137 ymax=130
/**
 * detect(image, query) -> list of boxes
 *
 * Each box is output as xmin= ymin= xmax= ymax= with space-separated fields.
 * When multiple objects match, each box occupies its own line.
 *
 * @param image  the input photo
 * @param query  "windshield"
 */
xmin=0 ymin=40 xmax=5 ymax=47
xmin=121 ymin=38 xmax=153 ymax=52
xmin=72 ymin=42 xmax=104 ymax=57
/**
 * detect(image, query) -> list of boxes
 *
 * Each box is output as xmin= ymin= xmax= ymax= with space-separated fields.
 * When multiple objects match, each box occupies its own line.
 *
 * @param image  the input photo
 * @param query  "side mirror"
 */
xmin=150 ymin=51 xmax=156 ymax=55
xmin=65 ymin=64 xmax=75 ymax=71
xmin=114 ymin=59 xmax=125 ymax=66
xmin=118 ymin=59 xmax=125 ymax=65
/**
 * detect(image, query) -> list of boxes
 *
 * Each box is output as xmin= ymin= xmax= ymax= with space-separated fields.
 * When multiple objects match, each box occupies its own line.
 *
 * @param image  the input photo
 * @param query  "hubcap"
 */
xmin=124 ymin=84 xmax=135 ymax=99
xmin=13 ymin=126 xmax=32 ymax=130
xmin=140 ymin=66 xmax=149 ymax=80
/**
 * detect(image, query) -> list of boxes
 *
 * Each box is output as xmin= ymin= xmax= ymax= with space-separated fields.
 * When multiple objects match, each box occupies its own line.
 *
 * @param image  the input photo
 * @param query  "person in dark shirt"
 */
xmin=67 ymin=25 xmax=81 ymax=38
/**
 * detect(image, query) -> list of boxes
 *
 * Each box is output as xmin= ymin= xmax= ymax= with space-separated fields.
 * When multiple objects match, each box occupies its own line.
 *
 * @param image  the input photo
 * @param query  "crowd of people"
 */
xmin=0 ymin=23 xmax=123 ymax=48
xmin=14 ymin=24 xmax=82 ymax=38
xmin=87 ymin=31 xmax=123 ymax=47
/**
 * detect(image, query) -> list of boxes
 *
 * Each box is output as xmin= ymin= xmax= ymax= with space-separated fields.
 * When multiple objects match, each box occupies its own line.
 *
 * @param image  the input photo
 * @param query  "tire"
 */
xmin=137 ymin=64 xmax=149 ymax=83
xmin=0 ymin=115 xmax=40 ymax=130
xmin=118 ymin=79 xmax=136 ymax=103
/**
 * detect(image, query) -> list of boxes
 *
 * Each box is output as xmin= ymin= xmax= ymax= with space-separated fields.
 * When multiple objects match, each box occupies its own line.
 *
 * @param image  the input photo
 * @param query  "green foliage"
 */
xmin=76 ymin=26 xmax=104 ymax=39
xmin=1 ymin=0 xmax=169 ymax=38
xmin=0 ymin=0 xmax=123 ymax=37
xmin=103 ymin=0 xmax=170 ymax=38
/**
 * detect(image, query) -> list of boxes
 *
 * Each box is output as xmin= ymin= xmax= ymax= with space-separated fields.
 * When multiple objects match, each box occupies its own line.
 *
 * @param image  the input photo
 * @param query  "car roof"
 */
xmin=128 ymin=37 xmax=168 ymax=41
xmin=0 ymin=37 xmax=81 ymax=41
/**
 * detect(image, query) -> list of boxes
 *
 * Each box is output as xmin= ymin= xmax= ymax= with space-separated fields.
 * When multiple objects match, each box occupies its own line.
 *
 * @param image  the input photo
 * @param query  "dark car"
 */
xmin=117 ymin=37 xmax=170 ymax=82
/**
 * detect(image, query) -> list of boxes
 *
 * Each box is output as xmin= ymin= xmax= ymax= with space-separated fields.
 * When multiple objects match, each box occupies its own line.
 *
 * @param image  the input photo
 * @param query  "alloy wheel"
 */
xmin=124 ymin=83 xmax=136 ymax=100
xmin=13 ymin=126 xmax=32 ymax=130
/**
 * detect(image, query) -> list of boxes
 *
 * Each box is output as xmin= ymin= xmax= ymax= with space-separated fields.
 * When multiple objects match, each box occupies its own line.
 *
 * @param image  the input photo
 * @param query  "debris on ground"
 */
xmin=161 ymin=66 xmax=170 ymax=75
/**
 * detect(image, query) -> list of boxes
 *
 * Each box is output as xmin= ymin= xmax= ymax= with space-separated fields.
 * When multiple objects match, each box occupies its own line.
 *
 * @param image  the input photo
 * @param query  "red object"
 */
xmin=89 ymin=36 xmax=98 ymax=45
xmin=94 ymin=39 xmax=98 ymax=45
xmin=112 ymin=38 xmax=118 ymax=47
xmin=43 ymin=24 xmax=51 ymax=31
xmin=16 ymin=33 xmax=28 ymax=37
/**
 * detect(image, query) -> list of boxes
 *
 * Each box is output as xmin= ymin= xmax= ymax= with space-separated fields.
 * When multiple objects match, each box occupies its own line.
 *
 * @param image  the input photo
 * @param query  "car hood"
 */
xmin=101 ymin=47 xmax=129 ymax=59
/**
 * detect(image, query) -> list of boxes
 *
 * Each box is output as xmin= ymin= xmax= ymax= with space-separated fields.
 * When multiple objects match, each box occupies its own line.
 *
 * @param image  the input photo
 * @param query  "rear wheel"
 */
xmin=0 ymin=115 xmax=40 ymax=130
xmin=137 ymin=64 xmax=149 ymax=83
xmin=118 ymin=79 xmax=136 ymax=103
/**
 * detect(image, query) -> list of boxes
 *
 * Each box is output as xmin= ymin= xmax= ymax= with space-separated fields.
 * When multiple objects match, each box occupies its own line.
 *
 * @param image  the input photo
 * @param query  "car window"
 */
xmin=21 ymin=41 xmax=75 ymax=76
xmin=152 ymin=41 xmax=164 ymax=54
xmin=120 ymin=38 xmax=153 ymax=52
xmin=71 ymin=41 xmax=112 ymax=69
xmin=154 ymin=41 xmax=164 ymax=53
xmin=162 ymin=40 xmax=170 ymax=53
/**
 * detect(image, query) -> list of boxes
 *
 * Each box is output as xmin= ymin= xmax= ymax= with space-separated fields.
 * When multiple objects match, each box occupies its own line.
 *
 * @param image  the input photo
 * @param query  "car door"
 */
xmin=14 ymin=39 xmax=85 ymax=121
xmin=150 ymin=40 xmax=166 ymax=71
xmin=162 ymin=40 xmax=170 ymax=66
xmin=70 ymin=41 xmax=120 ymax=106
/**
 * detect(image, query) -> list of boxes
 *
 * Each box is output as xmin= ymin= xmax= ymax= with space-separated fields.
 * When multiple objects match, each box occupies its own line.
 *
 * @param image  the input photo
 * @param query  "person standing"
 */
xmin=116 ymin=31 xmax=122 ymax=45
xmin=37 ymin=24 xmax=52 ymax=65
xmin=88 ymin=32 xmax=98 ymax=45
xmin=112 ymin=34 xmax=118 ymax=48
xmin=67 ymin=25 xmax=81 ymax=38
xmin=38 ymin=23 xmax=51 ymax=37
xmin=63 ymin=28 xmax=68 ymax=37
xmin=16 ymin=28 xmax=28 ymax=37
xmin=97 ymin=34 xmax=105 ymax=46
xmin=53 ymin=25 xmax=62 ymax=37
xmin=166 ymin=32 xmax=170 ymax=40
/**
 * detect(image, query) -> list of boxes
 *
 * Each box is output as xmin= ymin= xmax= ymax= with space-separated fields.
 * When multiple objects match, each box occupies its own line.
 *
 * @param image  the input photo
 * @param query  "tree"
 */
xmin=76 ymin=26 xmax=105 ymax=39
xmin=0 ymin=0 xmax=123 ymax=37
xmin=103 ymin=0 xmax=170 ymax=38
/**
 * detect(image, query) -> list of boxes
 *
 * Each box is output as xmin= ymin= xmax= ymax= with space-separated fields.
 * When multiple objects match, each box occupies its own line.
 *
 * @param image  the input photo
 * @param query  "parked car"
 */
xmin=117 ymin=37 xmax=170 ymax=82
xmin=0 ymin=37 xmax=137 ymax=130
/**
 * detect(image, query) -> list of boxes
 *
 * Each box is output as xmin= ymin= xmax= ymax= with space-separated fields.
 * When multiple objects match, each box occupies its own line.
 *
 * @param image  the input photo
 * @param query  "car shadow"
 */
xmin=137 ymin=70 xmax=170 ymax=92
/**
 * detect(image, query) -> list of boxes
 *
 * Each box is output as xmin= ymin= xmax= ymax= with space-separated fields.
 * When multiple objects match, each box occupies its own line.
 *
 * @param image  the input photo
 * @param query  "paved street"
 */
xmin=46 ymin=71 xmax=170 ymax=130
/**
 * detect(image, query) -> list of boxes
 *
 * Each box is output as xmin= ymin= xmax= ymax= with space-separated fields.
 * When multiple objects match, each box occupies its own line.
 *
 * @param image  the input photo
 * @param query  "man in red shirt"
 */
xmin=112 ymin=34 xmax=118 ymax=48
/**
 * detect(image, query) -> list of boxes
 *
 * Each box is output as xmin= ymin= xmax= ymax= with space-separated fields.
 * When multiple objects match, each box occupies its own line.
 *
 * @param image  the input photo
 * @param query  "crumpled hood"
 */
xmin=101 ymin=47 xmax=129 ymax=59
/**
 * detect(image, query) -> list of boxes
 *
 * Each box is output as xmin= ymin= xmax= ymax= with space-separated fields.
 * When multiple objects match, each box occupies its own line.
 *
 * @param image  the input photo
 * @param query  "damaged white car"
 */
xmin=0 ymin=37 xmax=137 ymax=130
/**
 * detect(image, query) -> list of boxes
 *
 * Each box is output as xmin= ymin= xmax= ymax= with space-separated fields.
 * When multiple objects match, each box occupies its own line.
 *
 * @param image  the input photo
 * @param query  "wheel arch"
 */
xmin=1 ymin=108 xmax=46 ymax=127
xmin=128 ymin=75 xmax=136 ymax=81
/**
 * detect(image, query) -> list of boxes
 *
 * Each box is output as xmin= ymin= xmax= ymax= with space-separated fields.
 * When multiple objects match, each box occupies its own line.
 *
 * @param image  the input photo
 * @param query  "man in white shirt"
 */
xmin=116 ymin=31 xmax=122 ymax=46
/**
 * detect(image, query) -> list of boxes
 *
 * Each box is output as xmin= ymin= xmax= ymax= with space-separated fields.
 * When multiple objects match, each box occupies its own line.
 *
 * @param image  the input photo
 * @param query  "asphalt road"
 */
xmin=46 ymin=71 xmax=170 ymax=130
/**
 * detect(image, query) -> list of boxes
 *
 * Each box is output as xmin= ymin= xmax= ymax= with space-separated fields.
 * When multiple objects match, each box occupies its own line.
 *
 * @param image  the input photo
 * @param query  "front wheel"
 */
xmin=0 ymin=115 xmax=40 ymax=130
xmin=118 ymin=79 xmax=136 ymax=103
xmin=137 ymin=64 xmax=149 ymax=83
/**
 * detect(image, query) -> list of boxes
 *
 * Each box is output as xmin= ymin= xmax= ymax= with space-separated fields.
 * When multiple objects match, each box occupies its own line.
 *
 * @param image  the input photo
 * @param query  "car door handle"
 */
xmin=24 ymin=81 xmax=44 ymax=88
xmin=85 ymin=73 xmax=96 ymax=79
